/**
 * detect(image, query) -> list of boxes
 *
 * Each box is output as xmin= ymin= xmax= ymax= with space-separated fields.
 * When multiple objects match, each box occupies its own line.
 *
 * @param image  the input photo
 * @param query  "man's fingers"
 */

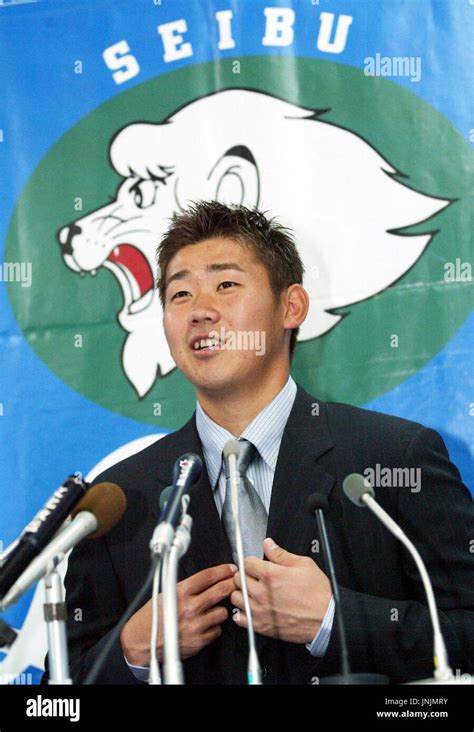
xmin=232 ymin=608 xmax=248 ymax=629
xmin=232 ymin=573 xmax=260 ymax=597
xmin=184 ymin=564 xmax=237 ymax=595
xmin=201 ymin=624 xmax=223 ymax=646
xmin=230 ymin=589 xmax=244 ymax=610
xmin=243 ymin=556 xmax=268 ymax=580
xmin=199 ymin=605 xmax=228 ymax=631
xmin=197 ymin=577 xmax=236 ymax=612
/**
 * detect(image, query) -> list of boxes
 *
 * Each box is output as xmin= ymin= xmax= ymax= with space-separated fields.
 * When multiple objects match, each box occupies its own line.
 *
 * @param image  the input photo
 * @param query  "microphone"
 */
xmin=159 ymin=485 xmax=174 ymax=511
xmin=223 ymin=439 xmax=262 ymax=685
xmin=343 ymin=472 xmax=375 ymax=506
xmin=150 ymin=453 xmax=202 ymax=557
xmin=0 ymin=539 xmax=20 ymax=567
xmin=0 ymin=473 xmax=88 ymax=600
xmin=307 ymin=493 xmax=388 ymax=685
xmin=0 ymin=483 xmax=126 ymax=611
xmin=158 ymin=485 xmax=191 ymax=532
xmin=343 ymin=473 xmax=453 ymax=681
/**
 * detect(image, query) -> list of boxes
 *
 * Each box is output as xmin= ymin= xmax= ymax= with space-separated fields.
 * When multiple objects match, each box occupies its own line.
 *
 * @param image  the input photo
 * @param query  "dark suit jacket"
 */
xmin=45 ymin=385 xmax=474 ymax=684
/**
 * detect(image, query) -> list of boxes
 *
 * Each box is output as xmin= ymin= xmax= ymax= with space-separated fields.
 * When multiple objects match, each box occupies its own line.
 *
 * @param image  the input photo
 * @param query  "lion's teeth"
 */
xmin=114 ymin=247 xmax=120 ymax=257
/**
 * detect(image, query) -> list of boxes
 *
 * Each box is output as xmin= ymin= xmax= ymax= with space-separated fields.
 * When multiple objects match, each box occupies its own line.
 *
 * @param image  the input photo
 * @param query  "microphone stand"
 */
xmin=226 ymin=446 xmax=262 ymax=685
xmin=151 ymin=497 xmax=193 ymax=685
xmin=310 ymin=497 xmax=388 ymax=684
xmin=362 ymin=492 xmax=453 ymax=682
xmin=44 ymin=555 xmax=72 ymax=684
xmin=343 ymin=474 xmax=461 ymax=684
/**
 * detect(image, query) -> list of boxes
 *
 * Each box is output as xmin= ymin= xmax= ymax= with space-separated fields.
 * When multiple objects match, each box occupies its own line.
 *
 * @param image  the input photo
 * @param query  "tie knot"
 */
xmin=236 ymin=439 xmax=257 ymax=475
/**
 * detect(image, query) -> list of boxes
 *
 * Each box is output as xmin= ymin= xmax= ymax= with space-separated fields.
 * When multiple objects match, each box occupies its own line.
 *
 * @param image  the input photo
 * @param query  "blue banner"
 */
xmin=0 ymin=0 xmax=472 ymax=683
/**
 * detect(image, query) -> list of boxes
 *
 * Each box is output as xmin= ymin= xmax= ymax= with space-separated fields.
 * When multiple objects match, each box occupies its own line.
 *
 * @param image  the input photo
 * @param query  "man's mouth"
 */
xmin=104 ymin=244 xmax=155 ymax=314
xmin=192 ymin=337 xmax=222 ymax=352
xmin=189 ymin=333 xmax=228 ymax=356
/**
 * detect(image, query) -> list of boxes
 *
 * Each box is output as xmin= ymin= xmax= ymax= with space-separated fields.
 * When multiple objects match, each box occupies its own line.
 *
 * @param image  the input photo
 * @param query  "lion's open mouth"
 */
xmin=105 ymin=244 xmax=154 ymax=314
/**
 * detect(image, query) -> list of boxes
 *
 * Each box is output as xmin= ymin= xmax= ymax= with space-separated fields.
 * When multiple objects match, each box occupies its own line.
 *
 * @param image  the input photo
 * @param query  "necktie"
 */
xmin=222 ymin=439 xmax=268 ymax=562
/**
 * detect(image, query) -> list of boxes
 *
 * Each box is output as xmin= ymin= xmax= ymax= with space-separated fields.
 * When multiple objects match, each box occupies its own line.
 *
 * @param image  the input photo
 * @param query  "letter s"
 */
xmin=103 ymin=40 xmax=140 ymax=85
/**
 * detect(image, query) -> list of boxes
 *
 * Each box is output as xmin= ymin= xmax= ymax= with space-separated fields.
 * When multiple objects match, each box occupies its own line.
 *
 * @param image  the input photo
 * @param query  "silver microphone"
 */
xmin=343 ymin=473 xmax=453 ymax=681
xmin=223 ymin=439 xmax=262 ymax=685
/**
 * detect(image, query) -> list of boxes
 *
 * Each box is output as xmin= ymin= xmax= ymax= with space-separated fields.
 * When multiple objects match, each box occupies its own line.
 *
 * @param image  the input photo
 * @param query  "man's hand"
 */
xmin=120 ymin=563 xmax=237 ymax=667
xmin=231 ymin=538 xmax=332 ymax=644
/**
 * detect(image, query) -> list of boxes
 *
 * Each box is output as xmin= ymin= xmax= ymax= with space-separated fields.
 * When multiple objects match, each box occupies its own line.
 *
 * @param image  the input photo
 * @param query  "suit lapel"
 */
xmin=267 ymin=386 xmax=335 ymax=560
xmin=253 ymin=386 xmax=335 ymax=656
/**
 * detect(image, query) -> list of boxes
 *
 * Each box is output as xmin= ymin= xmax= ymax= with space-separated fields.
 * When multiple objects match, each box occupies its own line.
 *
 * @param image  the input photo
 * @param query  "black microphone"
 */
xmin=150 ymin=453 xmax=202 ymax=556
xmin=0 ymin=483 xmax=127 ymax=611
xmin=159 ymin=485 xmax=174 ymax=511
xmin=307 ymin=492 xmax=389 ymax=685
xmin=0 ymin=473 xmax=88 ymax=600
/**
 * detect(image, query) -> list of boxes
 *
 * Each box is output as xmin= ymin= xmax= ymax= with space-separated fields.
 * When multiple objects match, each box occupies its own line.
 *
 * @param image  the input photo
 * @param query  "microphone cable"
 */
xmin=84 ymin=561 xmax=155 ymax=685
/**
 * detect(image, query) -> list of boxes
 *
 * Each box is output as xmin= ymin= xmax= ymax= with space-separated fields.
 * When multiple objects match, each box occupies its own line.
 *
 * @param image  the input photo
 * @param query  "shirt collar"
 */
xmin=195 ymin=376 xmax=297 ymax=489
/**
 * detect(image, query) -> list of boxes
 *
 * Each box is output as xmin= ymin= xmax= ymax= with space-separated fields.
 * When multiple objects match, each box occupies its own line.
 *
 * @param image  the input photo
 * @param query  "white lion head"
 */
xmin=58 ymin=89 xmax=447 ymax=397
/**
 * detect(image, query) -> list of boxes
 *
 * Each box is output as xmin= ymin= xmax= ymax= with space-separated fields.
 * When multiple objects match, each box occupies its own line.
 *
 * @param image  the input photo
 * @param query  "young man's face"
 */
xmin=162 ymin=237 xmax=291 ymax=396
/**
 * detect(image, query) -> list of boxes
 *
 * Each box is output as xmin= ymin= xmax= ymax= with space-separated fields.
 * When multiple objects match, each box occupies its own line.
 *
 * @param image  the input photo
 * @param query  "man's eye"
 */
xmin=218 ymin=281 xmax=238 ymax=290
xmin=171 ymin=290 xmax=190 ymax=300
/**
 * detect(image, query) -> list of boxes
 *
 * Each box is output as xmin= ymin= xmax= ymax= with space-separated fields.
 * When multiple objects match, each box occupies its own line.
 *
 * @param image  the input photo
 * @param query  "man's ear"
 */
xmin=283 ymin=284 xmax=310 ymax=332
xmin=207 ymin=146 xmax=260 ymax=208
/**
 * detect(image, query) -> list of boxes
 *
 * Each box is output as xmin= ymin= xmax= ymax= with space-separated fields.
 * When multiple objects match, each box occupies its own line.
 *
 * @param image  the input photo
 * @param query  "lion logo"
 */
xmin=57 ymin=89 xmax=447 ymax=398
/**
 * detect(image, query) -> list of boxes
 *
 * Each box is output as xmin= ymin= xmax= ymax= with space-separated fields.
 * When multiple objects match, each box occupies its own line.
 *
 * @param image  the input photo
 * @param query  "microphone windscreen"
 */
xmin=307 ymin=493 xmax=329 ymax=514
xmin=172 ymin=453 xmax=203 ymax=486
xmin=342 ymin=473 xmax=374 ymax=507
xmin=223 ymin=439 xmax=240 ymax=460
xmin=71 ymin=482 xmax=127 ymax=538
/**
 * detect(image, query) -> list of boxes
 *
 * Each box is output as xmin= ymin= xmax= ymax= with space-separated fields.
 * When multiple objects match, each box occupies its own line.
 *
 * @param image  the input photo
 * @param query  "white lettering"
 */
xmin=262 ymin=7 xmax=295 ymax=47
xmin=215 ymin=9 xmax=235 ymax=50
xmin=317 ymin=12 xmax=352 ymax=54
xmin=157 ymin=19 xmax=193 ymax=63
xmin=103 ymin=40 xmax=140 ymax=85
xmin=26 ymin=696 xmax=80 ymax=723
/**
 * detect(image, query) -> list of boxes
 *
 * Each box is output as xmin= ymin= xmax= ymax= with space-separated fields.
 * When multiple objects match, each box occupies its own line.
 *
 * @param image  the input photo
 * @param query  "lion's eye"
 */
xmin=131 ymin=180 xmax=158 ymax=209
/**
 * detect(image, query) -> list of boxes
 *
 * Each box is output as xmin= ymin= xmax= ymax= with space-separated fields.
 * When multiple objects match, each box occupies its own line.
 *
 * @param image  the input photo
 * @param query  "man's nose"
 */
xmin=190 ymin=293 xmax=220 ymax=324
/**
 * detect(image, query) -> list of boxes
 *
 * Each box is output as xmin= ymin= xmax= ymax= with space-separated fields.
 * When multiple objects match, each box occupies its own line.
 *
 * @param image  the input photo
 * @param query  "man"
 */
xmin=48 ymin=201 xmax=473 ymax=685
